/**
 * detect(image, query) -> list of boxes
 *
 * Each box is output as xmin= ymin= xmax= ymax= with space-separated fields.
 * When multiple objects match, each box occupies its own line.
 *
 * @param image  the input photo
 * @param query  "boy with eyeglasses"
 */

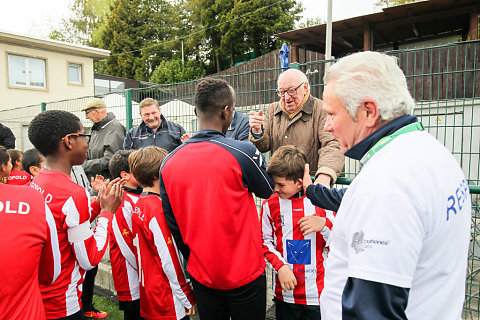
xmin=28 ymin=110 xmax=124 ymax=320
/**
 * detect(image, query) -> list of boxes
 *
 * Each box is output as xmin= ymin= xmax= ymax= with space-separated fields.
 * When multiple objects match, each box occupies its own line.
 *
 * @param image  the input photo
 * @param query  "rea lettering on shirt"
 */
xmin=29 ymin=181 xmax=53 ymax=203
xmin=446 ymin=179 xmax=470 ymax=221
xmin=134 ymin=207 xmax=144 ymax=221
xmin=0 ymin=201 xmax=30 ymax=214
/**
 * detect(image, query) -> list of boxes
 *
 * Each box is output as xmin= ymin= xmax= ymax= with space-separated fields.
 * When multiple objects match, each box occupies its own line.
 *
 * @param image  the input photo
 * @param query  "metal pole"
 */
xmin=125 ymin=89 xmax=133 ymax=131
xmin=325 ymin=0 xmax=333 ymax=70
xmin=181 ymin=38 xmax=184 ymax=67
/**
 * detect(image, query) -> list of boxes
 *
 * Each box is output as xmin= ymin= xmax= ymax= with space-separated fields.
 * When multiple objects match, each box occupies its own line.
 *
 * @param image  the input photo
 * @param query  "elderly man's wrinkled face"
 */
xmin=141 ymin=104 xmax=162 ymax=131
xmin=277 ymin=73 xmax=308 ymax=113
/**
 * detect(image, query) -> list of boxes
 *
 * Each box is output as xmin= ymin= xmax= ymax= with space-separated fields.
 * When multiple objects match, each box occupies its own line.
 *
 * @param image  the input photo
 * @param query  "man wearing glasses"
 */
xmin=249 ymin=68 xmax=344 ymax=187
xmin=81 ymin=98 xmax=126 ymax=180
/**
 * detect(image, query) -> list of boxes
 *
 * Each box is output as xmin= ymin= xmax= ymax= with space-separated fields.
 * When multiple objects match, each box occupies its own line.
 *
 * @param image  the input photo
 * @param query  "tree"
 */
xmin=49 ymin=0 xmax=112 ymax=46
xmin=298 ymin=17 xmax=324 ymax=29
xmin=99 ymin=0 xmax=175 ymax=80
xmin=375 ymin=0 xmax=420 ymax=7
xmin=150 ymin=59 xmax=206 ymax=84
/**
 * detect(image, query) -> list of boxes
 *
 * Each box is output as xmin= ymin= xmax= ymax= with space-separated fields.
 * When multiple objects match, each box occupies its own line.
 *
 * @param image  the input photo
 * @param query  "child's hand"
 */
xmin=186 ymin=305 xmax=195 ymax=315
xmin=299 ymin=216 xmax=326 ymax=236
xmin=303 ymin=164 xmax=313 ymax=192
xmin=278 ymin=265 xmax=297 ymax=292
xmin=98 ymin=180 xmax=124 ymax=213
xmin=90 ymin=174 xmax=106 ymax=192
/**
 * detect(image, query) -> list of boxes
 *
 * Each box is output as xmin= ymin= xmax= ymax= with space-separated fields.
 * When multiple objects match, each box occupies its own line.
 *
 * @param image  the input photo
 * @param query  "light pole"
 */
xmin=175 ymin=36 xmax=184 ymax=67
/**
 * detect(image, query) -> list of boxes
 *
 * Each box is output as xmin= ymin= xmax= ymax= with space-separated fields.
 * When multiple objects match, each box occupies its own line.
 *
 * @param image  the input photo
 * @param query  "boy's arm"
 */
xmin=240 ymin=146 xmax=275 ymax=199
xmin=306 ymin=184 xmax=346 ymax=212
xmin=160 ymin=173 xmax=190 ymax=260
xmin=150 ymin=216 xmax=195 ymax=308
xmin=111 ymin=208 xmax=137 ymax=269
xmin=110 ymin=198 xmax=137 ymax=268
xmin=260 ymin=201 xmax=286 ymax=271
xmin=69 ymin=184 xmax=123 ymax=270
xmin=38 ymin=202 xmax=61 ymax=285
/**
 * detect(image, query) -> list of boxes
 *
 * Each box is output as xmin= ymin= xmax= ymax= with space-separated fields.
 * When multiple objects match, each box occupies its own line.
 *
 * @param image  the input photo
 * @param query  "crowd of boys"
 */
xmin=0 ymin=51 xmax=472 ymax=320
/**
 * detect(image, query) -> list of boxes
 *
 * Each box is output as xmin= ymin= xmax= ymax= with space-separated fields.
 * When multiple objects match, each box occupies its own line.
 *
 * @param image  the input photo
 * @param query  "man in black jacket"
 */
xmin=0 ymin=123 xmax=15 ymax=149
xmin=123 ymin=98 xmax=188 ymax=151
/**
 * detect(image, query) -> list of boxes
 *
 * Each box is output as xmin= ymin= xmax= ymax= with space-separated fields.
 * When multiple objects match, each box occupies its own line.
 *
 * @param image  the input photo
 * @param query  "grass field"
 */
xmin=92 ymin=295 xmax=123 ymax=320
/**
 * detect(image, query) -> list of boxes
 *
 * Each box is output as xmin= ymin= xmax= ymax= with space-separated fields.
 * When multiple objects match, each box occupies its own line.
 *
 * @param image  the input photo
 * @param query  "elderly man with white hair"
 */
xmin=249 ymin=68 xmax=344 ymax=187
xmin=319 ymin=51 xmax=471 ymax=320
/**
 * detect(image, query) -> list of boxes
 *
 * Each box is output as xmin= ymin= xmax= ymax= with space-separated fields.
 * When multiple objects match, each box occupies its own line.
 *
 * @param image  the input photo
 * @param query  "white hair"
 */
xmin=324 ymin=51 xmax=415 ymax=121
xmin=278 ymin=69 xmax=310 ymax=89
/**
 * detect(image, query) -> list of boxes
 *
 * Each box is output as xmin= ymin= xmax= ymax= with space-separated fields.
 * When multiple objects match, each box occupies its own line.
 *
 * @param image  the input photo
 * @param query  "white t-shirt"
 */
xmin=321 ymin=130 xmax=471 ymax=320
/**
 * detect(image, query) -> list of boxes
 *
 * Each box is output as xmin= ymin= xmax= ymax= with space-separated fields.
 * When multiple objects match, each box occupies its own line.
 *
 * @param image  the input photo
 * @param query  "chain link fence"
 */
xmin=3 ymin=40 xmax=480 ymax=318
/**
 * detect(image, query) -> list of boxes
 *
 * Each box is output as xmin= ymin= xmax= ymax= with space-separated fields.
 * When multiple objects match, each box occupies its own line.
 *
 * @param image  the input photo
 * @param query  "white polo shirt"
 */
xmin=321 ymin=130 xmax=471 ymax=320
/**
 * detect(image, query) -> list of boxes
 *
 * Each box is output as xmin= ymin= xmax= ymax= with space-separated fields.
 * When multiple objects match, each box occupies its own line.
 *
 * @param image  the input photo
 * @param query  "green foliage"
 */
xmin=49 ymin=0 xmax=112 ymax=46
xmin=375 ymin=0 xmax=420 ymax=7
xmin=100 ymin=0 xmax=175 ymax=80
xmin=298 ymin=17 xmax=324 ymax=29
xmin=150 ymin=59 xmax=206 ymax=84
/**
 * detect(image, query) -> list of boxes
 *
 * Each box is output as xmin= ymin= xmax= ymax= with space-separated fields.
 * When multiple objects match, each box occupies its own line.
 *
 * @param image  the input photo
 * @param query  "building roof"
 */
xmin=277 ymin=0 xmax=479 ymax=57
xmin=0 ymin=30 xmax=110 ymax=60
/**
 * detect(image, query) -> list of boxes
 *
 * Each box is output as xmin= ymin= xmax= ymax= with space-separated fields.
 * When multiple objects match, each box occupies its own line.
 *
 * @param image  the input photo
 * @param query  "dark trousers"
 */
xmin=274 ymin=298 xmax=321 ymax=320
xmin=81 ymin=266 xmax=98 ymax=311
xmin=120 ymin=299 xmax=146 ymax=320
xmin=191 ymin=273 xmax=266 ymax=320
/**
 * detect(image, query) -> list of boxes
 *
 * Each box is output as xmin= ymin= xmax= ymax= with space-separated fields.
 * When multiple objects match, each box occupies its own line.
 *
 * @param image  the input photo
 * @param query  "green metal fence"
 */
xmin=4 ymin=40 xmax=480 ymax=317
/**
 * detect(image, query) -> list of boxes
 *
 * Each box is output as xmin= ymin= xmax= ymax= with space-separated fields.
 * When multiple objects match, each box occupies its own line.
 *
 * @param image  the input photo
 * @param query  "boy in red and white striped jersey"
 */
xmin=130 ymin=147 xmax=195 ymax=320
xmin=261 ymin=145 xmax=335 ymax=320
xmin=108 ymin=150 xmax=143 ymax=320
xmin=28 ymin=110 xmax=124 ymax=320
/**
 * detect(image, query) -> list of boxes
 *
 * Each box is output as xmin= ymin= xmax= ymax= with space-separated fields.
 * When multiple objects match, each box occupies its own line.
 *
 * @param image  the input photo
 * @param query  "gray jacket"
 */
xmin=82 ymin=112 xmax=125 ymax=179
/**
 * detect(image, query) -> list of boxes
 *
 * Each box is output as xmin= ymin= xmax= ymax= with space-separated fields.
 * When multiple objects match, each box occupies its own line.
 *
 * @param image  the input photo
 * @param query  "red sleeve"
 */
xmin=260 ymin=200 xmax=286 ymax=272
xmin=151 ymin=205 xmax=195 ymax=307
xmin=66 ymin=189 xmax=113 ymax=270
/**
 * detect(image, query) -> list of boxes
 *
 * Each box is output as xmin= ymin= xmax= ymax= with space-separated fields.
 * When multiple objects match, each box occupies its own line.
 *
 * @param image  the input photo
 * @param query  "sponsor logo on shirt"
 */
xmin=351 ymin=230 xmax=389 ymax=254
xmin=292 ymin=208 xmax=303 ymax=212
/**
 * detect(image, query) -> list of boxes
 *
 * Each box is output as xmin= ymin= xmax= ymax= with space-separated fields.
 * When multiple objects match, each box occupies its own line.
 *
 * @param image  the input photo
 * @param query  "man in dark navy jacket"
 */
xmin=160 ymin=78 xmax=274 ymax=320
xmin=123 ymin=98 xmax=189 ymax=151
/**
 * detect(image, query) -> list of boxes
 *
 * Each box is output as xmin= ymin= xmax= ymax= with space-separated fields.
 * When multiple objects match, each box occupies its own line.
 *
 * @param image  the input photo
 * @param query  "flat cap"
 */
xmin=82 ymin=98 xmax=107 ymax=111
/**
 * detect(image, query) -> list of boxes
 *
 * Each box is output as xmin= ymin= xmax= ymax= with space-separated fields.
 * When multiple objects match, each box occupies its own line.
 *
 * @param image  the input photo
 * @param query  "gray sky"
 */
xmin=0 ymin=0 xmax=380 ymax=39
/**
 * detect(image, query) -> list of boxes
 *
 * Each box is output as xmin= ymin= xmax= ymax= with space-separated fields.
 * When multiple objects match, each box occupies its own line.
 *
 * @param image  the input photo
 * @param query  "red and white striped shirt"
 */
xmin=261 ymin=193 xmax=334 ymax=306
xmin=0 ymin=184 xmax=61 ymax=319
xmin=31 ymin=169 xmax=113 ymax=318
xmin=109 ymin=188 xmax=141 ymax=302
xmin=132 ymin=193 xmax=195 ymax=320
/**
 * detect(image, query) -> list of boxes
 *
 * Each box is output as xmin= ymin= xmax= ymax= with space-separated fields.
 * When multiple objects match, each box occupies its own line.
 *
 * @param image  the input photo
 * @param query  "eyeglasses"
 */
xmin=61 ymin=133 xmax=91 ymax=143
xmin=276 ymin=82 xmax=304 ymax=97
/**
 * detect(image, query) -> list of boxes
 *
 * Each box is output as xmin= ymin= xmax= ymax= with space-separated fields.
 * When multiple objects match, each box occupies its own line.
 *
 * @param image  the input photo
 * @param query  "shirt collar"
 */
xmin=344 ymin=114 xmax=418 ymax=161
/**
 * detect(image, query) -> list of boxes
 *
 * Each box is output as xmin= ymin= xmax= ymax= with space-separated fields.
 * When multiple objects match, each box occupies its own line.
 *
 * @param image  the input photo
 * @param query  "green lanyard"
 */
xmin=362 ymin=122 xmax=424 ymax=165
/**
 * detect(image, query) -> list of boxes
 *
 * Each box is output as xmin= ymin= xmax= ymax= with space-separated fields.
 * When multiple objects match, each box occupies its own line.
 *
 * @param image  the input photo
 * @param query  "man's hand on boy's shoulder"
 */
xmin=278 ymin=265 xmax=297 ymax=292
xmin=298 ymin=216 xmax=327 ymax=236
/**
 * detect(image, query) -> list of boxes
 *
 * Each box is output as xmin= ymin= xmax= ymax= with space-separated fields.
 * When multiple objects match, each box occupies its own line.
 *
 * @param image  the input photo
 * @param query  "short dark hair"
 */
xmin=0 ymin=145 xmax=9 ymax=166
xmin=29 ymin=110 xmax=82 ymax=156
xmin=267 ymin=145 xmax=307 ymax=181
xmin=7 ymin=149 xmax=21 ymax=165
xmin=129 ymin=146 xmax=168 ymax=187
xmin=22 ymin=148 xmax=44 ymax=175
xmin=109 ymin=150 xmax=134 ymax=179
xmin=194 ymin=78 xmax=234 ymax=114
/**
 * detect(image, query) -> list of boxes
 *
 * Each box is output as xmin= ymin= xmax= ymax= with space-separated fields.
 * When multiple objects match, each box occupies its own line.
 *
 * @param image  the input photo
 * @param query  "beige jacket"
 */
xmin=249 ymin=94 xmax=344 ymax=183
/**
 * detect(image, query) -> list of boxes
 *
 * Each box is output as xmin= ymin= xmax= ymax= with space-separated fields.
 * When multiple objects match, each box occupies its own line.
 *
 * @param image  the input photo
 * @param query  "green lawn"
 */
xmin=92 ymin=295 xmax=123 ymax=320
